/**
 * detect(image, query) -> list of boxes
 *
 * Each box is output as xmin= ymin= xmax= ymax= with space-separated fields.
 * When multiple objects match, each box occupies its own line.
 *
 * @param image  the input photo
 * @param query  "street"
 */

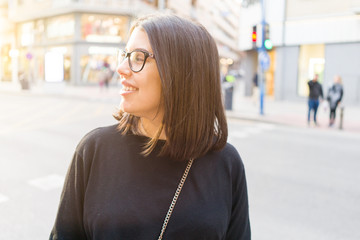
xmin=0 ymin=92 xmax=359 ymax=240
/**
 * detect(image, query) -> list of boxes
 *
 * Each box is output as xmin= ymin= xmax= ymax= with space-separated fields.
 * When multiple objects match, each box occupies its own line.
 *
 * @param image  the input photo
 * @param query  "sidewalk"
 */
xmin=227 ymin=97 xmax=360 ymax=133
xmin=1 ymin=82 xmax=360 ymax=133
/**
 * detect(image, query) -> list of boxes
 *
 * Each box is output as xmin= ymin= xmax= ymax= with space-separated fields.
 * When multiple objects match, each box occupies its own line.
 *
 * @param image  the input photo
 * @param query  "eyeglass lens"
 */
xmin=118 ymin=50 xmax=146 ymax=72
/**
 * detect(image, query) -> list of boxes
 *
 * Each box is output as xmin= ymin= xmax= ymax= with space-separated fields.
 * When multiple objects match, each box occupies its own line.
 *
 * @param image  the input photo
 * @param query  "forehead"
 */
xmin=126 ymin=27 xmax=152 ymax=52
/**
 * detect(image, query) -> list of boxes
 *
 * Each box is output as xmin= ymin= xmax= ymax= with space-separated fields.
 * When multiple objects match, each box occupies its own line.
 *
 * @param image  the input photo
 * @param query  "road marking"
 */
xmin=0 ymin=193 xmax=9 ymax=203
xmin=0 ymin=100 xmax=68 ymax=135
xmin=257 ymin=123 xmax=276 ymax=130
xmin=243 ymin=127 xmax=263 ymax=134
xmin=229 ymin=123 xmax=276 ymax=140
xmin=28 ymin=174 xmax=65 ymax=191
xmin=230 ymin=131 xmax=249 ymax=139
xmin=53 ymin=102 xmax=86 ymax=124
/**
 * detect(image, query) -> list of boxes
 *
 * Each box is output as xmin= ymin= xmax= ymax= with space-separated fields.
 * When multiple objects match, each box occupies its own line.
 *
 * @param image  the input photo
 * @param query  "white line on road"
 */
xmin=28 ymin=174 xmax=65 ymax=191
xmin=230 ymin=131 xmax=249 ymax=139
xmin=243 ymin=127 xmax=263 ymax=134
xmin=0 ymin=193 xmax=9 ymax=203
xmin=257 ymin=123 xmax=276 ymax=130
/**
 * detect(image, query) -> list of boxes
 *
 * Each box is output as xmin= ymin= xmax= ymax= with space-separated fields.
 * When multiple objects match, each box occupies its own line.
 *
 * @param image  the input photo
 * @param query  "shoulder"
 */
xmin=219 ymin=143 xmax=242 ymax=162
xmin=75 ymin=124 xmax=122 ymax=156
xmin=75 ymin=124 xmax=149 ymax=159
xmin=79 ymin=124 xmax=118 ymax=143
xmin=201 ymin=142 xmax=245 ymax=176
xmin=221 ymin=143 xmax=245 ymax=171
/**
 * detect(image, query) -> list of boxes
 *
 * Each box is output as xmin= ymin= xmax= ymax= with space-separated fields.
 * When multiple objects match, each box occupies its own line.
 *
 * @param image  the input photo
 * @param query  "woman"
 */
xmin=50 ymin=13 xmax=250 ymax=240
xmin=327 ymin=75 xmax=344 ymax=127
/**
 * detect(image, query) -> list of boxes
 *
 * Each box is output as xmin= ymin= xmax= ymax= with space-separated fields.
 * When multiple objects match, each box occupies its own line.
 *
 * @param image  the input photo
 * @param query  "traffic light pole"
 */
xmin=259 ymin=0 xmax=266 ymax=115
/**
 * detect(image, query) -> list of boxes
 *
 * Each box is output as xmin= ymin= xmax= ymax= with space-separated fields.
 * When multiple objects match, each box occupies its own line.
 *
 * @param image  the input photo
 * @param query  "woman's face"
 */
xmin=117 ymin=27 xmax=163 ymax=121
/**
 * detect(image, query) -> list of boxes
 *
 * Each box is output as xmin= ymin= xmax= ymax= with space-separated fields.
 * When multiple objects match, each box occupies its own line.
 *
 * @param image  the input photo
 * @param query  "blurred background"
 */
xmin=0 ymin=0 xmax=360 ymax=106
xmin=1 ymin=0 xmax=360 ymax=239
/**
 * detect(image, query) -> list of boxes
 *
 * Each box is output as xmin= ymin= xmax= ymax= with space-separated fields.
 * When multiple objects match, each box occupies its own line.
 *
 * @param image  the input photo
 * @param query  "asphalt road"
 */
xmin=0 ymin=93 xmax=359 ymax=240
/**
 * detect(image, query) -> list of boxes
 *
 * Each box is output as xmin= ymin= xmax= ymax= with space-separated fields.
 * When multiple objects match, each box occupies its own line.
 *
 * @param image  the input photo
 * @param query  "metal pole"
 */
xmin=259 ymin=0 xmax=266 ymax=115
xmin=339 ymin=107 xmax=344 ymax=130
xmin=158 ymin=0 xmax=165 ymax=10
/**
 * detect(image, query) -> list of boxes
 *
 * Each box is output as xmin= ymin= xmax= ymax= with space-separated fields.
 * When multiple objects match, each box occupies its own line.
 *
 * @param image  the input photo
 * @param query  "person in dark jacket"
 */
xmin=327 ymin=75 xmax=344 ymax=127
xmin=49 ymin=13 xmax=251 ymax=240
xmin=307 ymin=74 xmax=323 ymax=126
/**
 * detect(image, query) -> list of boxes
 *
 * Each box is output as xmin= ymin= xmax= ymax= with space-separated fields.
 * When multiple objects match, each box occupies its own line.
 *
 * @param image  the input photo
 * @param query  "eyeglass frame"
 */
xmin=117 ymin=48 xmax=155 ymax=73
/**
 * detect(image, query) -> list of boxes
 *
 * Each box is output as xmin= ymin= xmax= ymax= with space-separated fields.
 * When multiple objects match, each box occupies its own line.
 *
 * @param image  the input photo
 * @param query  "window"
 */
xmin=46 ymin=15 xmax=75 ymax=40
xmin=81 ymin=14 xmax=129 ymax=43
xmin=297 ymin=44 xmax=325 ymax=97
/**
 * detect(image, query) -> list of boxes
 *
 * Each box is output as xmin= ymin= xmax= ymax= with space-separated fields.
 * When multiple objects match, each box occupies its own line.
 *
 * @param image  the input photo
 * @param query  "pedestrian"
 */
xmin=252 ymin=73 xmax=259 ymax=106
xmin=327 ymin=75 xmax=344 ymax=127
xmin=307 ymin=74 xmax=323 ymax=126
xmin=49 ymin=13 xmax=251 ymax=240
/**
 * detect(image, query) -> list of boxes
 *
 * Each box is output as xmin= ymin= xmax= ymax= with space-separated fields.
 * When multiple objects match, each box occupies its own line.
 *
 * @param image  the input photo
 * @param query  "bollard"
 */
xmin=339 ymin=107 xmax=344 ymax=130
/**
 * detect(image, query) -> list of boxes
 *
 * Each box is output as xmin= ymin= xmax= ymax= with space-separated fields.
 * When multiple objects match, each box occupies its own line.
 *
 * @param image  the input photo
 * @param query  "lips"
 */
xmin=120 ymin=82 xmax=139 ymax=95
xmin=122 ymin=86 xmax=137 ymax=91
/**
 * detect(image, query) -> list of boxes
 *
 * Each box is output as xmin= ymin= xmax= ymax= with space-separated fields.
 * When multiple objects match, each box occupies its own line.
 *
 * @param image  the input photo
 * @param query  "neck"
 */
xmin=140 ymin=117 xmax=166 ymax=140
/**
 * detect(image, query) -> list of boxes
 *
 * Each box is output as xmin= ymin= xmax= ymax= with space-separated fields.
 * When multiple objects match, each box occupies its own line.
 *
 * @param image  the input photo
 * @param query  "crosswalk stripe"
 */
xmin=0 ymin=193 xmax=9 ymax=203
xmin=230 ymin=131 xmax=249 ymax=139
xmin=257 ymin=123 xmax=276 ymax=130
xmin=243 ymin=127 xmax=263 ymax=134
xmin=229 ymin=123 xmax=277 ymax=139
xmin=28 ymin=174 xmax=65 ymax=191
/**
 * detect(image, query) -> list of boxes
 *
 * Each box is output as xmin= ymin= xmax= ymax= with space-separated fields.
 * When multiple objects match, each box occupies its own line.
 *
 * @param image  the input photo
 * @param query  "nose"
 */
xmin=116 ymin=57 xmax=131 ymax=77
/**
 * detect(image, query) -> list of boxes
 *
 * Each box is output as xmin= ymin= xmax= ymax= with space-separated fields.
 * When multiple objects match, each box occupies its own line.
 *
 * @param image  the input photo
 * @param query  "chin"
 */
xmin=119 ymin=102 xmax=131 ymax=114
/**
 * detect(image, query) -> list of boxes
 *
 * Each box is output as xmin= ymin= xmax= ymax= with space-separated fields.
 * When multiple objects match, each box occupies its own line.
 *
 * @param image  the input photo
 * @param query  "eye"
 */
xmin=132 ymin=51 xmax=145 ymax=63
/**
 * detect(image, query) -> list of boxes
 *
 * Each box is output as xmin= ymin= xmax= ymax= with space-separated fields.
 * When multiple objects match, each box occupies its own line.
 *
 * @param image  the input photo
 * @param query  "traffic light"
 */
xmin=252 ymin=25 xmax=257 ymax=42
xmin=252 ymin=25 xmax=257 ymax=48
xmin=263 ymin=23 xmax=272 ymax=50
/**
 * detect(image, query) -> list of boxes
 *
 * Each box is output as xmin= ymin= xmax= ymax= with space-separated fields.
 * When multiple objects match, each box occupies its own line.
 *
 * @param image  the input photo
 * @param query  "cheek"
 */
xmin=142 ymin=81 xmax=162 ymax=105
xmin=144 ymin=72 xmax=162 ymax=104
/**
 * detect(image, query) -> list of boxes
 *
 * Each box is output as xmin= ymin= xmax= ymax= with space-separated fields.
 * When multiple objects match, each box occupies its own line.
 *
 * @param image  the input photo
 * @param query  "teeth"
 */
xmin=123 ymin=86 xmax=137 ymax=91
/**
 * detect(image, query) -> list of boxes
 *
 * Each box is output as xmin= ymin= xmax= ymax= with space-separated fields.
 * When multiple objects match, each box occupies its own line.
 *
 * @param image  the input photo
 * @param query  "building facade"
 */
xmin=0 ymin=0 xmax=15 ymax=83
xmin=239 ymin=0 xmax=360 ymax=106
xmin=1 ymin=0 xmax=244 ymax=88
xmin=4 ymin=0 xmax=158 ymax=86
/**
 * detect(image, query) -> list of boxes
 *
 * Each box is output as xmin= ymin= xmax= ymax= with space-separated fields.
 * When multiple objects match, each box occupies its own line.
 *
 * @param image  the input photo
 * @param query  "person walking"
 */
xmin=49 ymin=13 xmax=251 ymax=240
xmin=327 ymin=75 xmax=344 ymax=127
xmin=307 ymin=74 xmax=323 ymax=126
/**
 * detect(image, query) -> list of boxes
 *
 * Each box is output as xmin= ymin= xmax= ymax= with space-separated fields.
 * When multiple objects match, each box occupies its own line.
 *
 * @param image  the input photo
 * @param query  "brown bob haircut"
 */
xmin=114 ymin=13 xmax=228 ymax=161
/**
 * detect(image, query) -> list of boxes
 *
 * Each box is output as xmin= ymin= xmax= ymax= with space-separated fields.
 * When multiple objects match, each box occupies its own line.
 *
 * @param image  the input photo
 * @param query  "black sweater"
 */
xmin=50 ymin=124 xmax=251 ymax=240
xmin=308 ymin=80 xmax=323 ymax=100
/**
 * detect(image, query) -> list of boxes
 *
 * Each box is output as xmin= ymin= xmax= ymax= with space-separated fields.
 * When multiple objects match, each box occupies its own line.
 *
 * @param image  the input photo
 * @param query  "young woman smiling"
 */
xmin=50 ymin=13 xmax=251 ymax=240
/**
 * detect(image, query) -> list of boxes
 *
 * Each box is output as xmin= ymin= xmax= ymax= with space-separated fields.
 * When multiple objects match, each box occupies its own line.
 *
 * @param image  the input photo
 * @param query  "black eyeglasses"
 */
xmin=117 ymin=49 xmax=155 ymax=73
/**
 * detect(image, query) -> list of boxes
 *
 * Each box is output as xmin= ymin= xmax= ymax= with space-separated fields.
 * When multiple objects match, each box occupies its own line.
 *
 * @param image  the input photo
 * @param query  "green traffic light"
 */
xmin=264 ymin=39 xmax=273 ymax=50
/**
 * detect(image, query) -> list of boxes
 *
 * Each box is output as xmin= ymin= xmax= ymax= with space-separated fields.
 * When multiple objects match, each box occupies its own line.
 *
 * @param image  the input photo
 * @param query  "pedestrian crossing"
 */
xmin=0 ymin=94 xmax=278 ymax=206
xmin=0 ymin=174 xmax=66 ymax=205
xmin=0 ymin=123 xmax=277 ymax=205
xmin=0 ymin=94 xmax=119 ymax=207
xmin=0 ymin=94 xmax=117 ymax=135
xmin=27 ymin=174 xmax=65 ymax=191
xmin=0 ymin=193 xmax=9 ymax=203
xmin=228 ymin=123 xmax=276 ymax=141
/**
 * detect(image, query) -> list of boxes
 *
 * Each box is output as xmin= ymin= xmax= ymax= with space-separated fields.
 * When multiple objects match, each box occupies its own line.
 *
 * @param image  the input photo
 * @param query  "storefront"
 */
xmin=297 ymin=44 xmax=325 ymax=97
xmin=0 ymin=43 xmax=13 ymax=82
xmin=14 ymin=12 xmax=130 ymax=85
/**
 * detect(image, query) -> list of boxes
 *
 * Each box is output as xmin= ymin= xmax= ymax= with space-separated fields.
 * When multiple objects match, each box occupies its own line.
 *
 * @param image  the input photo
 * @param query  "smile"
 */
xmin=120 ymin=85 xmax=139 ymax=95
xmin=123 ymin=86 xmax=138 ymax=91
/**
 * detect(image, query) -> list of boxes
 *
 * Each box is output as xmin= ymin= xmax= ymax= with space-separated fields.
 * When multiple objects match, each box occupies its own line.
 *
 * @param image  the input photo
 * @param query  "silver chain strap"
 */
xmin=157 ymin=158 xmax=194 ymax=240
